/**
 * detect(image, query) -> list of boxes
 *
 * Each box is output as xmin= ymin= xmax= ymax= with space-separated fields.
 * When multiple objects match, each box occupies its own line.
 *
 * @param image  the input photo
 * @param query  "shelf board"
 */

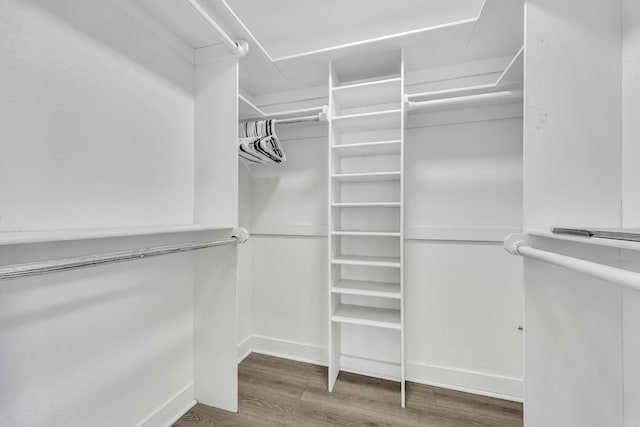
xmin=331 ymin=171 xmax=401 ymax=183
xmin=331 ymin=255 xmax=401 ymax=268
xmin=332 ymin=202 xmax=401 ymax=208
xmin=332 ymin=78 xmax=401 ymax=109
xmin=406 ymin=83 xmax=498 ymax=103
xmin=332 ymin=140 xmax=401 ymax=157
xmin=408 ymin=89 xmax=523 ymax=114
xmin=0 ymin=224 xmax=234 ymax=246
xmin=332 ymin=280 xmax=401 ymax=299
xmin=332 ymin=304 xmax=401 ymax=330
xmin=332 ymin=230 xmax=401 ymax=237
xmin=332 ymin=109 xmax=402 ymax=133
xmin=496 ymin=46 xmax=524 ymax=88
xmin=528 ymin=228 xmax=640 ymax=252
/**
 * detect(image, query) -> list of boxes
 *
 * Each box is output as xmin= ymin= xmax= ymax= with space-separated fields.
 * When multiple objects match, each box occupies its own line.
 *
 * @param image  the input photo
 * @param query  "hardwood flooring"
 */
xmin=174 ymin=353 xmax=523 ymax=427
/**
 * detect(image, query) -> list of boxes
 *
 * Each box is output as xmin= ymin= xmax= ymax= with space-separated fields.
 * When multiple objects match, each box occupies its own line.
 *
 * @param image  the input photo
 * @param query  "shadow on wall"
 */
xmin=16 ymin=0 xmax=194 ymax=94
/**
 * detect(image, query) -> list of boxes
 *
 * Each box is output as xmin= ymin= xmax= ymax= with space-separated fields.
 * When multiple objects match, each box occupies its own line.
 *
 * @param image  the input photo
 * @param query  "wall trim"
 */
xmin=247 ymin=225 xmax=521 ymax=241
xmin=340 ymin=354 xmax=401 ymax=382
xmin=250 ymin=335 xmax=328 ymax=366
xmin=406 ymin=362 xmax=523 ymax=402
xmin=135 ymin=382 xmax=196 ymax=427
xmin=250 ymin=224 xmax=327 ymax=237
xmin=238 ymin=336 xmax=522 ymax=402
xmin=238 ymin=335 xmax=253 ymax=363
xmin=404 ymin=226 xmax=521 ymax=242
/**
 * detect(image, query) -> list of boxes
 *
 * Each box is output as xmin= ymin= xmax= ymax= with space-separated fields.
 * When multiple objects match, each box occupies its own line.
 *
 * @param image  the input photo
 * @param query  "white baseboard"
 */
xmin=340 ymin=354 xmax=401 ymax=382
xmin=135 ymin=382 xmax=196 ymax=427
xmin=250 ymin=335 xmax=327 ymax=366
xmin=238 ymin=335 xmax=252 ymax=363
xmin=406 ymin=362 xmax=523 ymax=402
xmin=236 ymin=336 xmax=523 ymax=402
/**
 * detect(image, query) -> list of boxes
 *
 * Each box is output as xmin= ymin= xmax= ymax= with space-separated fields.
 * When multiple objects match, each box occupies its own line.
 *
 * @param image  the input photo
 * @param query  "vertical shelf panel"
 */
xmin=327 ymin=55 xmax=405 ymax=407
xmin=399 ymin=48 xmax=406 ymax=409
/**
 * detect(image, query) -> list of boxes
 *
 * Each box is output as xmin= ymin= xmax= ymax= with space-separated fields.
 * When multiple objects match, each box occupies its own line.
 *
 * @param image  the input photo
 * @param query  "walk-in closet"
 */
xmin=1 ymin=0 xmax=639 ymax=426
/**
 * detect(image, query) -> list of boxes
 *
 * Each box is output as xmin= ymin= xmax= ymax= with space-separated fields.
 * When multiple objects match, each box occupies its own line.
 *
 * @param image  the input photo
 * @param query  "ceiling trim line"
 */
xmin=270 ymin=17 xmax=480 ymax=63
xmin=218 ymin=0 xmax=296 ymax=89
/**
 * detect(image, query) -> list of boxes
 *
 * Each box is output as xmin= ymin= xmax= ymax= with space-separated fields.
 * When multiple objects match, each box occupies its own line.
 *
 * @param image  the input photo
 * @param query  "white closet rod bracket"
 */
xmin=185 ymin=0 xmax=249 ymax=57
xmin=231 ymin=227 xmax=250 ymax=243
xmin=504 ymin=233 xmax=640 ymax=293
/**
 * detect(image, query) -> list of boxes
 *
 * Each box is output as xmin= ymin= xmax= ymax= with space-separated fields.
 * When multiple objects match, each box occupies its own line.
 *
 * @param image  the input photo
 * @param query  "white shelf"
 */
xmin=332 ymin=230 xmax=401 ymax=237
xmin=496 ymin=46 xmax=525 ymax=88
xmin=332 ymin=140 xmax=401 ymax=157
xmin=407 ymin=89 xmax=523 ymax=114
xmin=406 ymin=83 xmax=498 ymax=103
xmin=528 ymin=228 xmax=640 ymax=252
xmin=331 ymin=171 xmax=401 ymax=183
xmin=239 ymin=94 xmax=326 ymax=122
xmin=0 ymin=224 xmax=234 ymax=246
xmin=332 ymin=78 xmax=401 ymax=109
xmin=331 ymin=255 xmax=401 ymax=268
xmin=331 ymin=280 xmax=401 ymax=299
xmin=332 ymin=304 xmax=401 ymax=330
xmin=332 ymin=109 xmax=402 ymax=133
xmin=332 ymin=202 xmax=401 ymax=208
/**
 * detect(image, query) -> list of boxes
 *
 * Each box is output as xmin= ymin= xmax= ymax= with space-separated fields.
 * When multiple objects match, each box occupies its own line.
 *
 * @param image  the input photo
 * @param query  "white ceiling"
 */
xmin=224 ymin=0 xmax=484 ymax=60
xmin=134 ymin=0 xmax=523 ymax=98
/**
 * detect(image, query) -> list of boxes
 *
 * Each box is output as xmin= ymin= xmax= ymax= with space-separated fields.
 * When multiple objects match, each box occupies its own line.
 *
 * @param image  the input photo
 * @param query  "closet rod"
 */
xmin=406 ymin=90 xmax=523 ymax=112
xmin=184 ymin=0 xmax=248 ymax=57
xmin=504 ymin=234 xmax=640 ymax=292
xmin=241 ymin=110 xmax=328 ymax=126
xmin=274 ymin=113 xmax=326 ymax=124
xmin=0 ymin=228 xmax=249 ymax=281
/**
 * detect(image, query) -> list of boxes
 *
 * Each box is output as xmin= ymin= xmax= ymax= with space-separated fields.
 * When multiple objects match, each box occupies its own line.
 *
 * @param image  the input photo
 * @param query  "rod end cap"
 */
xmin=232 ymin=227 xmax=250 ymax=243
xmin=234 ymin=40 xmax=249 ymax=57
xmin=504 ymin=233 xmax=528 ymax=255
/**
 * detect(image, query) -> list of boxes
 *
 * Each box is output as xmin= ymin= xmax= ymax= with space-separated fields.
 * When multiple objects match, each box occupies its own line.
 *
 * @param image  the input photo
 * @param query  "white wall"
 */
xmin=0 ymin=234 xmax=196 ymax=426
xmin=623 ymin=2 xmax=640 ymax=426
xmin=0 ymin=0 xmax=195 ymax=231
xmin=623 ymin=0 xmax=640 ymax=226
xmin=403 ymin=116 xmax=524 ymax=399
xmin=0 ymin=1 xmax=240 ymax=423
xmin=246 ymin=126 xmax=329 ymax=362
xmin=237 ymin=164 xmax=253 ymax=358
xmin=523 ymin=0 xmax=623 ymax=425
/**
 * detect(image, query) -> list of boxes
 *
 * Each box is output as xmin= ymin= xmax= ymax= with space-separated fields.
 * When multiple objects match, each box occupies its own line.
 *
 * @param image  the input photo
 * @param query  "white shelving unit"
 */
xmin=327 ymin=52 xmax=406 ymax=407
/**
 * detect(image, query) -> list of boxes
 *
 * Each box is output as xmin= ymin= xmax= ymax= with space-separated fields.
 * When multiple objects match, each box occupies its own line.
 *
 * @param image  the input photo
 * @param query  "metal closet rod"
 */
xmin=184 ymin=0 xmax=248 ymax=57
xmin=504 ymin=234 xmax=640 ymax=292
xmin=274 ymin=113 xmax=326 ymax=124
xmin=242 ymin=107 xmax=329 ymax=126
xmin=0 ymin=228 xmax=249 ymax=281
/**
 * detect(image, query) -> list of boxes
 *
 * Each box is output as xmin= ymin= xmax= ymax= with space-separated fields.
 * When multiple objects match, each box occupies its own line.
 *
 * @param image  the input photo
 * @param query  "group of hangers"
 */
xmin=238 ymin=119 xmax=287 ymax=164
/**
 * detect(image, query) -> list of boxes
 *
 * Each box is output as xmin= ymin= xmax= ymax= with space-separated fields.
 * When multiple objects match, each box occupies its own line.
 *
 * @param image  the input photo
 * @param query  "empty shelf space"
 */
xmin=332 ymin=140 xmax=401 ymax=157
xmin=332 ymin=78 xmax=401 ymax=109
xmin=331 ymin=171 xmax=401 ymax=183
xmin=332 ymin=280 xmax=401 ymax=299
xmin=332 ymin=202 xmax=401 ymax=208
xmin=332 ymin=110 xmax=401 ymax=133
xmin=332 ymin=304 xmax=401 ymax=330
xmin=332 ymin=230 xmax=401 ymax=237
xmin=331 ymin=255 xmax=401 ymax=268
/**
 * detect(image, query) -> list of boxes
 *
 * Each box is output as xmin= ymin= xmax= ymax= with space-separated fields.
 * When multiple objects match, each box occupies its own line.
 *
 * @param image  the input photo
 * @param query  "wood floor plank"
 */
xmin=174 ymin=353 xmax=523 ymax=427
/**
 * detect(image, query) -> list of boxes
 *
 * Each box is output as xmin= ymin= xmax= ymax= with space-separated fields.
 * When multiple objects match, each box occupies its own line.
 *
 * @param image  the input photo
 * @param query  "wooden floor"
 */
xmin=174 ymin=353 xmax=523 ymax=427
